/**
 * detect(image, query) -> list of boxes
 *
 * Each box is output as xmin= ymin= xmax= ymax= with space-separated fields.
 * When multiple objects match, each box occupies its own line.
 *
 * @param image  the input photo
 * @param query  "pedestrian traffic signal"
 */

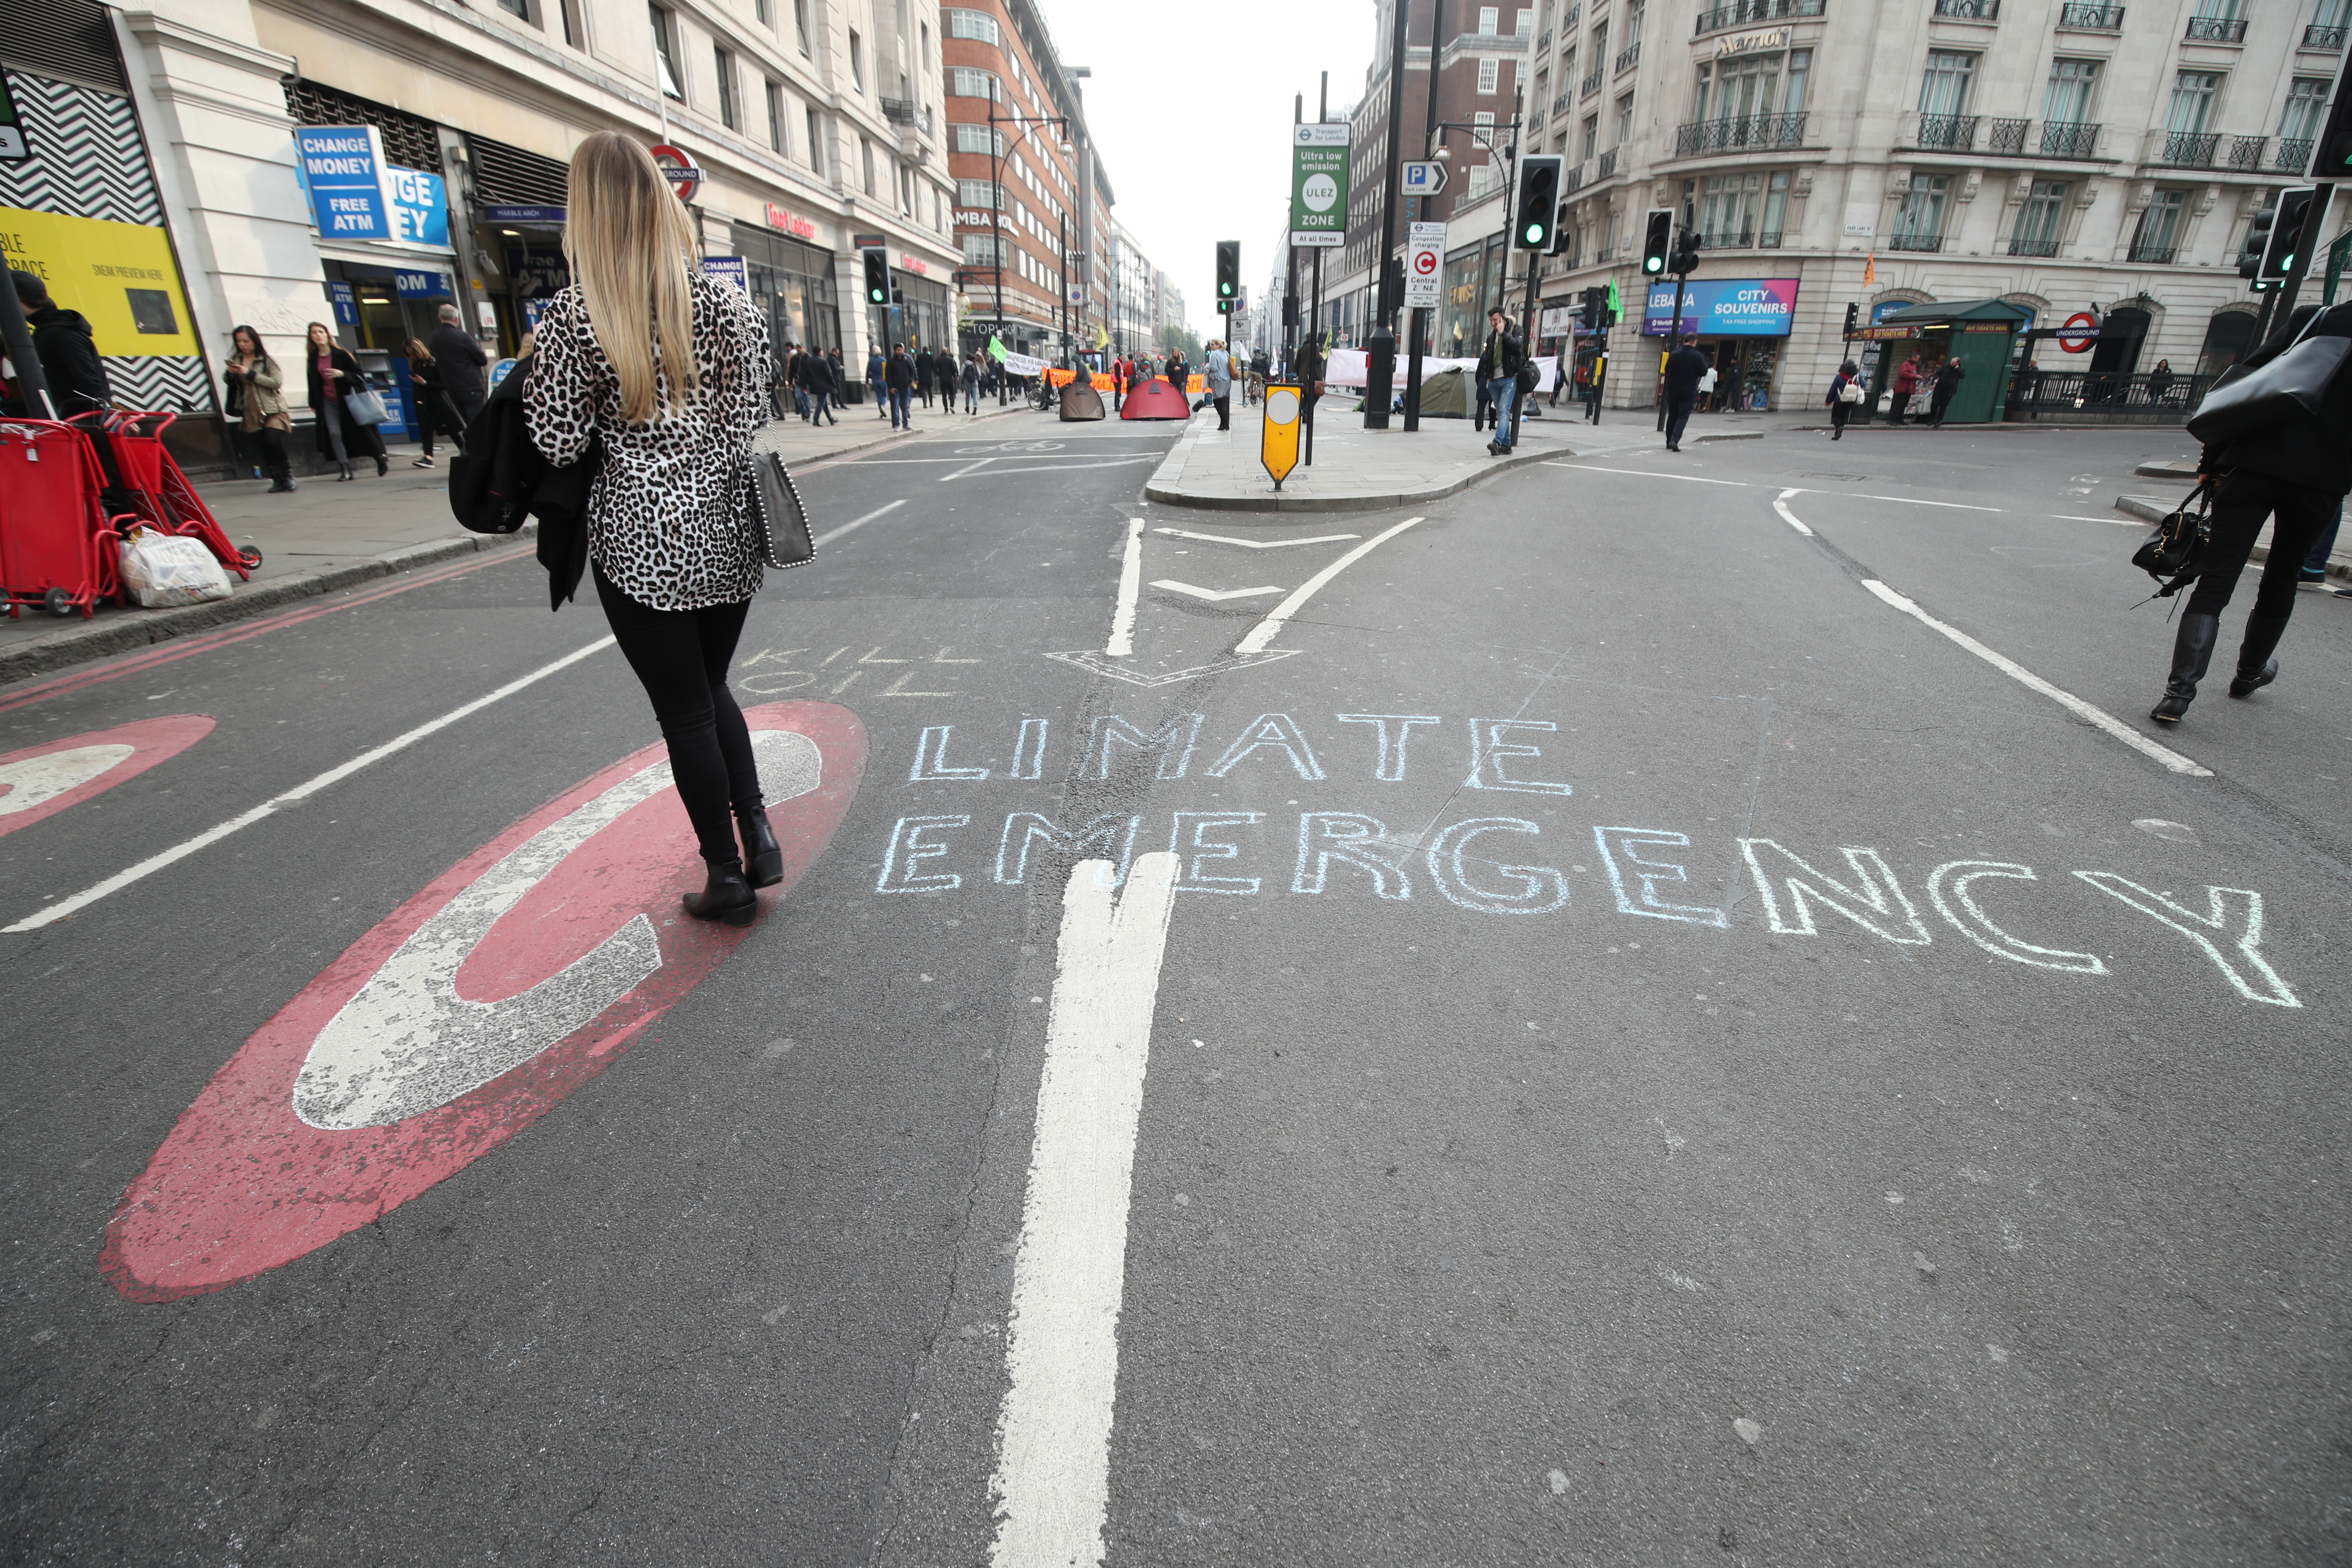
xmin=1215 ymin=240 xmax=1240 ymax=303
xmin=2259 ymin=187 xmax=2316 ymax=280
xmin=861 ymin=248 xmax=889 ymax=306
xmin=1641 ymin=209 xmax=1674 ymax=276
xmin=2315 ymin=81 xmax=2352 ymax=178
xmin=1514 ymin=156 xmax=1564 ymax=250
xmin=1580 ymin=286 xmax=1603 ymax=331
xmin=2239 ymin=204 xmax=2275 ymax=280
xmin=1546 ymin=201 xmax=1572 ymax=257
xmin=1217 ymin=297 xmax=1234 ymax=315
xmin=1842 ymin=301 xmax=1859 ymax=338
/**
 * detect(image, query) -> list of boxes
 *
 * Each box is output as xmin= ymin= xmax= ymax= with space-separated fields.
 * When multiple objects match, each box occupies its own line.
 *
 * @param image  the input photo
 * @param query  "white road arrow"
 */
xmin=1149 ymin=580 xmax=1283 ymax=601
xmin=1152 ymin=528 xmax=1361 ymax=550
xmin=1041 ymin=649 xmax=1300 ymax=687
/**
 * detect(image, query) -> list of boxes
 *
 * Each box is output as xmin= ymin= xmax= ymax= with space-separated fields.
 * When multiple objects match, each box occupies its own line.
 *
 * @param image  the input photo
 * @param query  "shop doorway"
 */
xmin=1697 ymin=339 xmax=1781 ymax=411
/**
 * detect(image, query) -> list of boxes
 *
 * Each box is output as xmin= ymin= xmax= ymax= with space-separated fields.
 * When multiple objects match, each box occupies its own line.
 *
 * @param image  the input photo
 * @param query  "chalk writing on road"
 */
xmin=738 ymin=646 xmax=979 ymax=698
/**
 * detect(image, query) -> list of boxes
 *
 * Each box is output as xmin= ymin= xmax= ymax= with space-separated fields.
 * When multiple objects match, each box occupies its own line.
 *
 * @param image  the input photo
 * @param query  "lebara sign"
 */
xmin=294 ymin=126 xmax=450 ymax=246
xmin=1641 ymin=277 xmax=1801 ymax=337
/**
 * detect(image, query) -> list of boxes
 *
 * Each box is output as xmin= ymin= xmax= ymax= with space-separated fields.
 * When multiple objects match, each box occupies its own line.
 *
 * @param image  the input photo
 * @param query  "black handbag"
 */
xmin=2132 ymin=478 xmax=2211 ymax=595
xmin=2185 ymin=309 xmax=2352 ymax=445
xmin=744 ymin=447 xmax=816 ymax=570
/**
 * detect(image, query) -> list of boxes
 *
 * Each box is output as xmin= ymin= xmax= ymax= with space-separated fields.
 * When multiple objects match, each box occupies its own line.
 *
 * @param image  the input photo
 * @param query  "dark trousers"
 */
xmin=1664 ymin=392 xmax=1697 ymax=447
xmin=1889 ymin=391 xmax=1912 ymax=425
xmin=1929 ymin=391 xmax=1957 ymax=427
xmin=2184 ymin=469 xmax=2337 ymax=631
xmin=593 ymin=562 xmax=763 ymax=866
xmin=811 ymin=390 xmax=836 ymax=423
xmin=889 ymin=387 xmax=913 ymax=427
xmin=1213 ymin=394 xmax=1229 ymax=431
xmin=1829 ymin=401 xmax=1853 ymax=436
xmin=238 ymin=425 xmax=291 ymax=482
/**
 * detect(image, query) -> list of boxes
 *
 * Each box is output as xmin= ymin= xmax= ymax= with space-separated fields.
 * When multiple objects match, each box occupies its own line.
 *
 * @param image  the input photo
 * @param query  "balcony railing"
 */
xmin=2058 ymin=2 xmax=2123 ymax=26
xmin=2277 ymin=136 xmax=2314 ymax=172
xmin=1934 ymin=0 xmax=1998 ymax=17
xmin=2160 ymin=129 xmax=2220 ymax=166
xmin=1914 ymin=112 xmax=1980 ymax=149
xmin=1694 ymin=0 xmax=1823 ymax=36
xmin=2183 ymin=14 xmax=2246 ymax=41
xmin=1598 ymin=147 xmax=1619 ymax=178
xmin=1673 ymin=111 xmax=1809 ymax=154
xmin=1615 ymin=40 xmax=1642 ymax=73
xmin=1580 ymin=67 xmax=1605 ymax=97
xmin=2306 ymin=23 xmax=2348 ymax=48
xmin=2226 ymin=134 xmax=2267 ymax=169
xmin=1554 ymin=91 xmax=1571 ymax=117
xmin=1988 ymin=116 xmax=2028 ymax=154
xmin=1695 ymin=227 xmax=1785 ymax=249
xmin=1885 ymin=232 xmax=1944 ymax=252
xmin=879 ymin=97 xmax=932 ymax=132
xmin=2040 ymin=119 xmax=2101 ymax=157
xmin=1563 ymin=161 xmax=1587 ymax=193
xmin=2008 ymin=235 xmax=2060 ymax=256
xmin=1528 ymin=104 xmax=1547 ymax=130
xmin=1537 ymin=28 xmax=1552 ymax=51
xmin=2127 ymin=241 xmax=2177 ymax=263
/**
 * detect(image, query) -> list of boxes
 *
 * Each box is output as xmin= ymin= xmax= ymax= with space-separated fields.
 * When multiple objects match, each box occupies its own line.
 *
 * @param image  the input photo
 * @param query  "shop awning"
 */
xmin=1854 ymin=298 xmax=2030 ymax=340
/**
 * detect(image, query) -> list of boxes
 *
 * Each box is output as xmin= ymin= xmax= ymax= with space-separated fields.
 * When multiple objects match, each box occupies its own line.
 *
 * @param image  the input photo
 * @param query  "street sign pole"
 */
xmin=1403 ymin=0 xmax=1445 ymax=433
xmin=1363 ymin=0 xmax=1412 ymax=430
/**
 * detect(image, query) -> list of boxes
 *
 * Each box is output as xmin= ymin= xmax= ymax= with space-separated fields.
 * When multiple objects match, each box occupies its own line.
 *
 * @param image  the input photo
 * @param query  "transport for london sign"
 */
xmin=1289 ymin=125 xmax=1350 ymax=248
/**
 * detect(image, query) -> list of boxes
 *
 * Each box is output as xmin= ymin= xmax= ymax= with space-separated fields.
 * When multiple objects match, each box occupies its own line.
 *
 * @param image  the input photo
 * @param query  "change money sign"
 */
xmin=1289 ymin=124 xmax=1349 ymax=248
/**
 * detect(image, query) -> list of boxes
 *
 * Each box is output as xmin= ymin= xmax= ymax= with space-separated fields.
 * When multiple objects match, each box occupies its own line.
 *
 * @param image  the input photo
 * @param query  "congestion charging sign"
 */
xmin=1289 ymin=124 xmax=1349 ymax=248
xmin=1403 ymin=222 xmax=1446 ymax=309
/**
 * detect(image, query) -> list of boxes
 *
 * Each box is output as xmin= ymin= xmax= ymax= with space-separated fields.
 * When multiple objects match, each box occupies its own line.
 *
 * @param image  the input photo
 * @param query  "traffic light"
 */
xmin=1641 ymin=209 xmax=1674 ymax=276
xmin=1514 ymin=156 xmax=1564 ymax=250
xmin=1669 ymin=227 xmax=1700 ymax=276
xmin=1218 ymin=297 xmax=1233 ymax=315
xmin=1546 ymin=201 xmax=1572 ymax=257
xmin=2259 ymin=186 xmax=2316 ymax=280
xmin=2315 ymin=82 xmax=2352 ymax=178
xmin=1215 ymin=240 xmax=1240 ymax=305
xmin=1580 ymin=286 xmax=1603 ymax=331
xmin=1842 ymin=301 xmax=1859 ymax=339
xmin=861 ymin=247 xmax=889 ymax=306
xmin=2239 ymin=202 xmax=2276 ymax=281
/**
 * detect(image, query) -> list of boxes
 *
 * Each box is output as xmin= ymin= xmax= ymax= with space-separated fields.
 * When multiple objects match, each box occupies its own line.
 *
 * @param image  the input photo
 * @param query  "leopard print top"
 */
xmin=524 ymin=271 xmax=772 ymax=611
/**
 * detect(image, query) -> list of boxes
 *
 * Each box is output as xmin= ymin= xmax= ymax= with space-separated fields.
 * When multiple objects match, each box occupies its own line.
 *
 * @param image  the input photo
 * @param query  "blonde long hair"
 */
xmin=563 ymin=131 xmax=700 ymax=423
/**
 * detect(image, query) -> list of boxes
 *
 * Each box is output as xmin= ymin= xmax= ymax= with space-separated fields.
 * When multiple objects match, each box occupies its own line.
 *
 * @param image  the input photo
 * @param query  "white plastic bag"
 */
xmin=119 ymin=527 xmax=233 ymax=608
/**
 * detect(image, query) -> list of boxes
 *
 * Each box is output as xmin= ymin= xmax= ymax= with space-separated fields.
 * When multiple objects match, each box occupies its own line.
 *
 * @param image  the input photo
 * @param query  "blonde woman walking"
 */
xmin=524 ymin=131 xmax=780 ymax=926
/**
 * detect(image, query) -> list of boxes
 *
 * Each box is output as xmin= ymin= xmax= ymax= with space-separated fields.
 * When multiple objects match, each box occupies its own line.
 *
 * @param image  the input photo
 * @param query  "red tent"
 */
xmin=1119 ymin=377 xmax=1191 ymax=420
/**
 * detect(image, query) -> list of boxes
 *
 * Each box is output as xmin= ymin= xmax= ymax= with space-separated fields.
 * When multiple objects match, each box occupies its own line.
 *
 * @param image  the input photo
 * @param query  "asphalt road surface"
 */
xmin=3 ymin=413 xmax=2347 ymax=1567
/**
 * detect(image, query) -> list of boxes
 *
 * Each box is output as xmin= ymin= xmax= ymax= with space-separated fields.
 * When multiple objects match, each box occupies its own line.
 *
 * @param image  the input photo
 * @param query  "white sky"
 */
xmin=1033 ymin=0 xmax=1378 ymax=339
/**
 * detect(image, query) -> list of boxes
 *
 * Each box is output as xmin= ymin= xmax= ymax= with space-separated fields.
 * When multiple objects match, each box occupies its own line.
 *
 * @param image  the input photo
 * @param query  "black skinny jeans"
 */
xmin=2184 ymin=468 xmax=2339 ymax=625
xmin=593 ymin=562 xmax=763 ymax=866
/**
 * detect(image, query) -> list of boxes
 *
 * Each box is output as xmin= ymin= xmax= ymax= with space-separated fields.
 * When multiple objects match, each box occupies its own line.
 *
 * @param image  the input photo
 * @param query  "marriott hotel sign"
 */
xmin=1716 ymin=28 xmax=1789 ymax=55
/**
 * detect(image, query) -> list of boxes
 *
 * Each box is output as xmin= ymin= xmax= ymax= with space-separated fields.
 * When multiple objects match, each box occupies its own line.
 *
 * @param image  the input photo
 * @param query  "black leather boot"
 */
xmin=2149 ymin=612 xmax=2220 ymax=724
xmin=683 ymin=857 xmax=757 ymax=926
xmin=736 ymin=805 xmax=783 ymax=888
xmin=2229 ymin=612 xmax=2288 ymax=698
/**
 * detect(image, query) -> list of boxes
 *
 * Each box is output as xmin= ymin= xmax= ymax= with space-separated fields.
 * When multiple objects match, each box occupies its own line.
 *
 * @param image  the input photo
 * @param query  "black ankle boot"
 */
xmin=683 ymin=858 xmax=757 ymax=926
xmin=2229 ymin=612 xmax=2288 ymax=698
xmin=736 ymin=805 xmax=783 ymax=888
xmin=2150 ymin=612 xmax=2220 ymax=724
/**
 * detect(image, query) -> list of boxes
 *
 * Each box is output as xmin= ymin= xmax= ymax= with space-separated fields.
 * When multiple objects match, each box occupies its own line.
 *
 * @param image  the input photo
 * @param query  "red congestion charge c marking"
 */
xmin=101 ymin=700 xmax=867 ymax=1303
xmin=0 ymin=715 xmax=215 ymax=839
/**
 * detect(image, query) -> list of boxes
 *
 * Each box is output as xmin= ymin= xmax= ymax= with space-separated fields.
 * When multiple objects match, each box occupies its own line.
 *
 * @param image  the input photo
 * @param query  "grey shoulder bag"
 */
xmin=744 ymin=448 xmax=816 ymax=570
xmin=2185 ymin=310 xmax=2352 ymax=445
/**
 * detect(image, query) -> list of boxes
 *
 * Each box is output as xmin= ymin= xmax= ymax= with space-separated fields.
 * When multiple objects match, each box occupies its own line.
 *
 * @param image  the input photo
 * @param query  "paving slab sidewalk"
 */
xmin=0 ymin=399 xmax=1028 ymax=687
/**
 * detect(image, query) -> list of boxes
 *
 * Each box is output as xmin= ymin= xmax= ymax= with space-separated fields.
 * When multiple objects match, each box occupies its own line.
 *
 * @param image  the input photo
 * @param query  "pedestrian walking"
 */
xmin=1580 ymin=357 xmax=1603 ymax=423
xmin=805 ymin=345 xmax=839 ymax=424
xmin=1825 ymin=358 xmax=1862 ymax=441
xmin=962 ymin=352 xmax=980 ymax=413
xmin=2147 ymin=359 xmax=2176 ymax=406
xmin=866 ymin=345 xmax=886 ymax=416
xmin=8 ymin=270 xmax=113 ymax=416
xmin=304 ymin=321 xmax=386 ymax=480
xmin=2300 ymin=498 xmax=2343 ymax=585
xmin=402 ymin=335 xmax=469 ymax=467
xmin=934 ymin=351 xmax=958 ymax=409
xmin=426 ymin=302 xmax=489 ymax=430
xmin=2148 ymin=301 xmax=2352 ymax=724
xmin=522 ymin=131 xmax=782 ymax=928
xmin=885 ymin=342 xmax=916 ymax=429
xmin=826 ymin=347 xmax=846 ymax=406
xmin=221 ymin=325 xmax=295 ymax=492
xmin=1165 ymin=349 xmax=1188 ymax=401
xmin=1479 ymin=307 xmax=1527 ymax=456
xmin=1204 ymin=338 xmax=1232 ymax=431
xmin=1928 ymin=356 xmax=1966 ymax=427
xmin=914 ymin=346 xmax=935 ymax=409
xmin=1661 ymin=339 xmax=1706 ymax=452
xmin=1890 ymin=351 xmax=1922 ymax=424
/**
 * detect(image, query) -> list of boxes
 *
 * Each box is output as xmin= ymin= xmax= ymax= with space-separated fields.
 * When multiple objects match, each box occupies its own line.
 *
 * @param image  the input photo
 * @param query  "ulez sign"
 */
xmin=1289 ymin=124 xmax=1349 ymax=249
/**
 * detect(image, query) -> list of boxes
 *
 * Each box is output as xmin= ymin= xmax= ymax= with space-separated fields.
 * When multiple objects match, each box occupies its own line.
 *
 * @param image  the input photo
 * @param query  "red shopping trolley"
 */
xmin=0 ymin=419 xmax=131 ymax=618
xmin=75 ymin=411 xmax=261 ymax=579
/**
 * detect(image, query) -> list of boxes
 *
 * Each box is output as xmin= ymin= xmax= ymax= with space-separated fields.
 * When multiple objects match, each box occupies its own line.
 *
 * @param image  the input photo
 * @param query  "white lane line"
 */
xmin=941 ymin=455 xmax=998 ymax=482
xmin=1234 ymin=516 xmax=1424 ymax=655
xmin=1860 ymin=581 xmax=2211 ymax=776
xmin=1151 ymin=580 xmax=1283 ymax=601
xmin=6 ymin=638 xmax=619 ymax=933
xmin=1803 ymin=491 xmax=2003 ymax=512
xmin=2054 ymin=514 xmax=2148 ymax=527
xmin=813 ymin=498 xmax=907 ymax=546
xmin=1105 ymin=519 xmax=1144 ymax=657
xmin=1153 ymin=527 xmax=1361 ymax=550
xmin=991 ymin=851 xmax=1179 ymax=1568
xmin=1772 ymin=487 xmax=1814 ymax=536
xmin=1542 ymin=462 xmax=1750 ymax=486
xmin=965 ymin=457 xmax=1158 ymax=478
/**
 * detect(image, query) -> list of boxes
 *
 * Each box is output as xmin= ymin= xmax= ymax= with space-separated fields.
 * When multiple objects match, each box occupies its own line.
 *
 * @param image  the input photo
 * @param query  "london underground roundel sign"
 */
xmin=101 ymin=700 xmax=865 ymax=1302
xmin=2058 ymin=312 xmax=2099 ymax=353
xmin=649 ymin=142 xmax=701 ymax=204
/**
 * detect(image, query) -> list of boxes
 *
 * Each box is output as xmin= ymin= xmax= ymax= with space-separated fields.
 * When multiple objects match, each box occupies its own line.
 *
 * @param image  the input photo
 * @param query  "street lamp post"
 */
xmin=987 ymin=103 xmax=1070 ymax=405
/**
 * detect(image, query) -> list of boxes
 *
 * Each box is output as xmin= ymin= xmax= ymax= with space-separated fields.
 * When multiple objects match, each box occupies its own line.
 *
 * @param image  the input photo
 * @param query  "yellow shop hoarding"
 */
xmin=0 ymin=206 xmax=201 ymax=359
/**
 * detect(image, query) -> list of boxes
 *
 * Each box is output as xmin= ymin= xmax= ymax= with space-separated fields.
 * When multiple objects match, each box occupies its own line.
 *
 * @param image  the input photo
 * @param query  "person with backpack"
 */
xmin=962 ymin=352 xmax=981 ymax=414
xmin=522 ymin=131 xmax=783 ymax=928
xmin=1825 ymin=359 xmax=1863 ymax=440
xmin=1479 ymin=307 xmax=1528 ymax=456
xmin=2149 ymin=300 xmax=2352 ymax=723
xmin=402 ymin=335 xmax=469 ymax=468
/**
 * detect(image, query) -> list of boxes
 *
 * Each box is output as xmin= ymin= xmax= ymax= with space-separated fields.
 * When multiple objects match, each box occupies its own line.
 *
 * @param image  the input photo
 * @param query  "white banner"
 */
xmin=1320 ymin=349 xmax=1557 ymax=394
xmin=995 ymin=349 xmax=1049 ymax=377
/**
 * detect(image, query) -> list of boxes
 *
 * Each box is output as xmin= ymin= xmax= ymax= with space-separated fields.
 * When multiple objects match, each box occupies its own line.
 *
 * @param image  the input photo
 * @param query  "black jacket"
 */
xmin=427 ymin=323 xmax=490 ymax=404
xmin=800 ymin=353 xmax=834 ymax=394
xmin=914 ymin=349 xmax=935 ymax=386
xmin=446 ymin=354 xmax=603 ymax=609
xmin=885 ymin=352 xmax=916 ymax=391
xmin=1481 ymin=327 xmax=1527 ymax=380
xmin=2202 ymin=302 xmax=2352 ymax=497
xmin=28 ymin=306 xmax=111 ymax=415
xmin=1663 ymin=346 xmax=1708 ymax=398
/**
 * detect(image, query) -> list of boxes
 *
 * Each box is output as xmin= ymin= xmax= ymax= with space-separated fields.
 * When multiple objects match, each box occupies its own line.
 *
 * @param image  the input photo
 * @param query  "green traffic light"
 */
xmin=1525 ymin=224 xmax=1543 ymax=244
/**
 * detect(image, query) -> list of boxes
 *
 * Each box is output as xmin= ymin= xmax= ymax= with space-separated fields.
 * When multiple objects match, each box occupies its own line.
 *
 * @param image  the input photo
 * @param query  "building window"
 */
xmin=753 ymin=0 xmax=768 ymax=23
xmin=1694 ymin=48 xmax=1809 ymax=122
xmin=899 ymin=163 xmax=914 ymax=214
xmin=496 ymin=0 xmax=535 ymax=24
xmin=954 ymin=123 xmax=1005 ymax=156
xmin=945 ymin=8 xmax=1001 ymax=44
xmin=848 ymin=30 xmax=865 ymax=92
xmin=1468 ymin=163 xmax=1494 ymax=198
xmin=860 ymin=137 xmax=875 ymax=194
xmin=2131 ymin=188 xmax=2187 ymax=261
xmin=951 ymin=67 xmax=1001 ymax=101
xmin=1614 ymin=91 xmax=1634 ymax=144
xmin=1692 ymin=169 xmax=1790 ymax=245
xmin=2167 ymin=70 xmax=2221 ymax=134
xmin=649 ymin=4 xmax=684 ymax=99
xmin=1478 ymin=58 xmax=1500 ymax=93
xmin=807 ymin=108 xmax=825 ymax=175
xmin=1517 ymin=6 xmax=1534 ymax=32
xmin=2280 ymin=77 xmax=2328 ymax=143
xmin=1889 ymin=172 xmax=1949 ymax=249
xmin=794 ymin=0 xmax=810 ymax=55
xmin=963 ymin=234 xmax=1004 ymax=265
xmin=1478 ymin=6 xmax=1499 ymax=32
xmin=2043 ymin=57 xmax=2099 ymax=123
xmin=2011 ymin=178 xmax=2067 ymax=254
xmin=1581 ymin=112 xmax=1599 ymax=159
xmin=766 ymin=80 xmax=786 ymax=154
xmin=1917 ymin=50 xmax=1976 ymax=117
xmin=959 ymin=178 xmax=1004 ymax=208
xmin=715 ymin=46 xmax=739 ymax=129
xmin=557 ymin=0 xmax=583 ymax=46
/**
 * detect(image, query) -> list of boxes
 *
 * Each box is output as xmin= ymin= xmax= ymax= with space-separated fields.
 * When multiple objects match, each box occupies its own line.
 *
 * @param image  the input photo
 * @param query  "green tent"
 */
xmin=1860 ymin=298 xmax=2030 ymax=423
